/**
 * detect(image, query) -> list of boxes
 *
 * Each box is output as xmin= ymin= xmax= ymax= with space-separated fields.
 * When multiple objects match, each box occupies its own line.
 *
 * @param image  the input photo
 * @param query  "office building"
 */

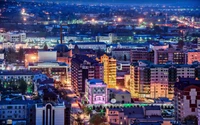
xmin=100 ymin=54 xmax=117 ymax=88
xmin=35 ymin=102 xmax=65 ymax=125
xmin=71 ymin=54 xmax=103 ymax=96
xmin=112 ymin=48 xmax=131 ymax=62
xmin=0 ymin=70 xmax=40 ymax=83
xmin=0 ymin=100 xmax=35 ymax=125
xmin=130 ymin=61 xmax=199 ymax=99
xmin=0 ymin=32 xmax=26 ymax=42
xmin=131 ymin=49 xmax=154 ymax=63
xmin=106 ymin=106 xmax=165 ymax=125
xmin=85 ymin=79 xmax=107 ymax=104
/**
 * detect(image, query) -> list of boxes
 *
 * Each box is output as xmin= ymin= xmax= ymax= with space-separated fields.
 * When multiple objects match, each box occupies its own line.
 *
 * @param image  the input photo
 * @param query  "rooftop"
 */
xmin=175 ymin=78 xmax=200 ymax=90
xmin=0 ymin=70 xmax=40 ymax=75
xmin=108 ymin=88 xmax=130 ymax=94
xmin=88 ymin=79 xmax=105 ymax=85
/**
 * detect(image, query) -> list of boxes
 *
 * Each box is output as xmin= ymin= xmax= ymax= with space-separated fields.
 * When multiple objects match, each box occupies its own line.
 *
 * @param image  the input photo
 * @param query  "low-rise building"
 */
xmin=35 ymin=102 xmax=65 ymax=125
xmin=0 ymin=32 xmax=26 ymax=42
xmin=107 ymin=88 xmax=131 ymax=104
xmin=106 ymin=106 xmax=164 ymax=125
xmin=85 ymin=79 xmax=107 ymax=104
xmin=0 ymin=70 xmax=40 ymax=83
xmin=0 ymin=100 xmax=36 ymax=125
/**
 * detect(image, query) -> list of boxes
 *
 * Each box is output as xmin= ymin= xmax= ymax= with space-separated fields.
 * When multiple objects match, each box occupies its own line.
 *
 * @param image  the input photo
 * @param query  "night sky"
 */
xmin=19 ymin=0 xmax=200 ymax=5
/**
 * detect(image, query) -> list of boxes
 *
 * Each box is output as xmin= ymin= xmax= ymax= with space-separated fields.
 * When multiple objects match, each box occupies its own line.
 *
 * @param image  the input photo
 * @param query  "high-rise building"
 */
xmin=100 ymin=54 xmax=117 ymax=88
xmin=71 ymin=54 xmax=103 ymax=96
xmin=131 ymin=49 xmax=154 ymax=63
xmin=130 ymin=61 xmax=200 ymax=99
xmin=155 ymin=48 xmax=186 ymax=64
xmin=174 ymin=78 xmax=200 ymax=122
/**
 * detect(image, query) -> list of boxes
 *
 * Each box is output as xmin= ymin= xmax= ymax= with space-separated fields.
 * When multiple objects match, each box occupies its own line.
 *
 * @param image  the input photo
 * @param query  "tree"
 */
xmin=82 ymin=106 xmax=92 ymax=116
xmin=18 ymin=47 xmax=25 ymax=62
xmin=184 ymin=115 xmax=198 ymax=125
xmin=43 ymin=42 xmax=48 ymax=50
xmin=74 ymin=114 xmax=83 ymax=125
xmin=177 ymin=40 xmax=184 ymax=49
xmin=89 ymin=114 xmax=106 ymax=125
xmin=124 ymin=54 xmax=127 ymax=61
xmin=19 ymin=79 xmax=27 ymax=94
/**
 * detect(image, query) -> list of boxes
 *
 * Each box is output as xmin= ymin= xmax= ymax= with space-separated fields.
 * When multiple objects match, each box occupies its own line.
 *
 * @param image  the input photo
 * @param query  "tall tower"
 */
xmin=100 ymin=54 xmax=116 ymax=88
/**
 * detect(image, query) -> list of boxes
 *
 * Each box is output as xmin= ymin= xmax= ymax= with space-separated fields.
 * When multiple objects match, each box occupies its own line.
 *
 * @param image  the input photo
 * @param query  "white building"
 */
xmin=68 ymin=42 xmax=107 ymax=50
xmin=0 ymin=32 xmax=26 ymax=42
xmin=85 ymin=79 xmax=107 ymax=104
xmin=38 ymin=51 xmax=57 ymax=62
xmin=96 ymin=33 xmax=117 ymax=43
xmin=35 ymin=102 xmax=65 ymax=125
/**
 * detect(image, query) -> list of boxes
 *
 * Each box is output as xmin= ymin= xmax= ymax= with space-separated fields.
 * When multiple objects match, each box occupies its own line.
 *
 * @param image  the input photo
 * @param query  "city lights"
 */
xmin=117 ymin=17 xmax=122 ymax=22
xmin=1 ymin=0 xmax=199 ymax=125
xmin=138 ymin=18 xmax=143 ymax=23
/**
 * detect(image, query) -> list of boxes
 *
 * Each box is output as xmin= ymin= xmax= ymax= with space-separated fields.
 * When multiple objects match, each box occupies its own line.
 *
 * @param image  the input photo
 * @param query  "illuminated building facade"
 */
xmin=71 ymin=55 xmax=103 ymax=96
xmin=28 ymin=51 xmax=71 ymax=87
xmin=28 ymin=62 xmax=70 ymax=87
xmin=100 ymin=54 xmax=117 ymax=88
xmin=187 ymin=51 xmax=200 ymax=64
xmin=25 ymin=53 xmax=38 ymax=68
xmin=174 ymin=78 xmax=200 ymax=122
xmin=85 ymin=79 xmax=107 ymax=104
xmin=130 ymin=61 xmax=200 ymax=99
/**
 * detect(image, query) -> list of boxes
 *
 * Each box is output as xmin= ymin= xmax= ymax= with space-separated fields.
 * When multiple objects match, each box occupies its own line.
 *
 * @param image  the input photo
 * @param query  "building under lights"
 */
xmin=71 ymin=54 xmax=103 ymax=96
xmin=0 ymin=32 xmax=26 ymax=42
xmin=130 ymin=60 xmax=200 ymax=99
xmin=85 ymin=79 xmax=107 ymax=104
xmin=28 ymin=51 xmax=71 ymax=87
xmin=100 ymin=54 xmax=117 ymax=88
xmin=174 ymin=78 xmax=200 ymax=122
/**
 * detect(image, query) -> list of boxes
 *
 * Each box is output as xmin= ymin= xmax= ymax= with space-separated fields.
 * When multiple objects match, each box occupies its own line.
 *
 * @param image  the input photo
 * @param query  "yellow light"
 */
xmin=31 ymin=56 xmax=36 ymax=60
xmin=23 ymin=17 xmax=26 ymax=21
xmin=117 ymin=17 xmax=122 ymax=22
xmin=139 ymin=18 xmax=143 ymax=23
xmin=80 ymin=114 xmax=84 ymax=119
xmin=91 ymin=18 xmax=95 ymax=22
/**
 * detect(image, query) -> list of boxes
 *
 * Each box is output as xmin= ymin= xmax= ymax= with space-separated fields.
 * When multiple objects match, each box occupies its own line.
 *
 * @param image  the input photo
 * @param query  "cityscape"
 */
xmin=0 ymin=0 xmax=200 ymax=125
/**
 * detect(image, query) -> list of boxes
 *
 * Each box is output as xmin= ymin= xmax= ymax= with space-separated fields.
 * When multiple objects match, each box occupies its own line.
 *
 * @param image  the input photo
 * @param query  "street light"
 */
xmin=117 ymin=17 xmax=122 ymax=22
xmin=23 ymin=17 xmax=26 ymax=21
xmin=138 ymin=18 xmax=143 ymax=23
